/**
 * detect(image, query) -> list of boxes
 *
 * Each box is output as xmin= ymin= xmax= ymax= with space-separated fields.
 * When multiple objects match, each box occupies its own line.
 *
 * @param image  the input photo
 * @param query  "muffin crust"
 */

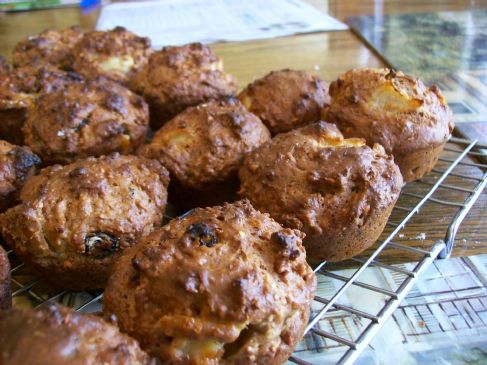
xmin=0 ymin=140 xmax=41 ymax=212
xmin=72 ymin=26 xmax=151 ymax=84
xmin=0 ymin=303 xmax=155 ymax=364
xmin=131 ymin=43 xmax=237 ymax=128
xmin=327 ymin=68 xmax=454 ymax=181
xmin=104 ymin=200 xmax=316 ymax=365
xmin=239 ymin=122 xmax=403 ymax=261
xmin=0 ymin=245 xmax=11 ymax=310
xmin=12 ymin=26 xmax=84 ymax=69
xmin=238 ymin=69 xmax=330 ymax=135
xmin=23 ymin=77 xmax=149 ymax=165
xmin=0 ymin=154 xmax=169 ymax=290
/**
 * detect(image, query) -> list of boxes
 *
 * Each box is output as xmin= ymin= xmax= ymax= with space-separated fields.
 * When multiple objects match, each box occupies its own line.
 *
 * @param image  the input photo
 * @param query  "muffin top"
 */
xmin=12 ymin=26 xmax=84 ymax=69
xmin=104 ymin=199 xmax=316 ymax=364
xmin=23 ymin=77 xmax=149 ymax=165
xmin=327 ymin=68 xmax=454 ymax=154
xmin=239 ymin=122 xmax=403 ymax=236
xmin=130 ymin=42 xmax=237 ymax=126
xmin=0 ymin=63 xmax=84 ymax=111
xmin=0 ymin=304 xmax=155 ymax=365
xmin=72 ymin=26 xmax=151 ymax=84
xmin=0 ymin=244 xmax=11 ymax=310
xmin=238 ymin=69 xmax=330 ymax=135
xmin=139 ymin=98 xmax=270 ymax=190
xmin=0 ymin=153 xmax=169 ymax=290
xmin=0 ymin=140 xmax=41 ymax=212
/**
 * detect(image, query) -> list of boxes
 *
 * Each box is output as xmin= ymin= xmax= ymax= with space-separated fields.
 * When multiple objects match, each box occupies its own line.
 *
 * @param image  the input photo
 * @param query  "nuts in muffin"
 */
xmin=104 ymin=200 xmax=316 ymax=365
xmin=0 ymin=303 xmax=155 ymax=364
xmin=239 ymin=122 xmax=403 ymax=261
xmin=12 ymin=26 xmax=84 ymax=69
xmin=0 ymin=154 xmax=169 ymax=290
xmin=130 ymin=42 xmax=237 ymax=129
xmin=238 ymin=69 xmax=330 ymax=135
xmin=327 ymin=68 xmax=454 ymax=181
xmin=139 ymin=97 xmax=270 ymax=209
xmin=0 ymin=140 xmax=41 ymax=212
xmin=72 ymin=26 xmax=151 ymax=84
xmin=23 ymin=77 xmax=149 ymax=165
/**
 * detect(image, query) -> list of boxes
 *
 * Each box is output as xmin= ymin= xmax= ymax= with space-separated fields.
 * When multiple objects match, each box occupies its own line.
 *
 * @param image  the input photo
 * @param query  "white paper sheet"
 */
xmin=96 ymin=0 xmax=347 ymax=48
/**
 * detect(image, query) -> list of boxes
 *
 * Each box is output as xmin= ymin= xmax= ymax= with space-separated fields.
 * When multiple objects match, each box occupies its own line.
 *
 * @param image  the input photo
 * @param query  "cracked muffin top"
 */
xmin=72 ymin=26 xmax=151 ymax=84
xmin=104 ymin=199 xmax=316 ymax=365
xmin=0 ymin=153 xmax=169 ymax=290
xmin=23 ymin=77 xmax=149 ymax=165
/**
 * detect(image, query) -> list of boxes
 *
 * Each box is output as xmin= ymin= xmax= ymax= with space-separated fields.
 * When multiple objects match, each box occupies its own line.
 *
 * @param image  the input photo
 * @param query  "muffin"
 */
xmin=130 ymin=42 xmax=237 ymax=129
xmin=0 ymin=153 xmax=169 ymax=290
xmin=0 ymin=140 xmax=41 ymax=212
xmin=327 ymin=68 xmax=454 ymax=181
xmin=12 ymin=26 xmax=84 ymax=69
xmin=72 ymin=26 xmax=151 ymax=84
xmin=104 ymin=200 xmax=316 ymax=365
xmin=239 ymin=122 xmax=403 ymax=262
xmin=23 ymin=77 xmax=149 ymax=165
xmin=139 ymin=98 xmax=270 ymax=209
xmin=0 ymin=62 xmax=84 ymax=145
xmin=238 ymin=69 xmax=330 ymax=135
xmin=0 ymin=245 xmax=11 ymax=310
xmin=0 ymin=303 xmax=155 ymax=364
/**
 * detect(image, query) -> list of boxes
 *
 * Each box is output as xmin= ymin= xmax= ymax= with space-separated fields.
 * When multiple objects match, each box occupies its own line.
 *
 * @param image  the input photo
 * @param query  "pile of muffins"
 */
xmin=0 ymin=26 xmax=453 ymax=364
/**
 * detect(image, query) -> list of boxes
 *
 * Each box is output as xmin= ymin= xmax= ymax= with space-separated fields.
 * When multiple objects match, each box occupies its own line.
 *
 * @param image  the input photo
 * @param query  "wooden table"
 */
xmin=0 ymin=0 xmax=486 ymax=259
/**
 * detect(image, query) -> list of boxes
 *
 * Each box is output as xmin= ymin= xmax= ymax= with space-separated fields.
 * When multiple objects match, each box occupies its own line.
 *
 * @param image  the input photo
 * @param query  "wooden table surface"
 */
xmin=0 ymin=0 xmax=486 ymax=260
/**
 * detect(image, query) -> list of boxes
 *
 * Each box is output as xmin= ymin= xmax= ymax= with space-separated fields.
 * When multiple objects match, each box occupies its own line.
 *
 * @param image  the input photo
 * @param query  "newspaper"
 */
xmin=96 ymin=0 xmax=347 ymax=48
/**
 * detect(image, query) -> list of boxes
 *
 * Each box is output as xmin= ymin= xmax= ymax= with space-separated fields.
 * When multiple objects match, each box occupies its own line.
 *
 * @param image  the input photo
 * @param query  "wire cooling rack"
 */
xmin=4 ymin=136 xmax=487 ymax=365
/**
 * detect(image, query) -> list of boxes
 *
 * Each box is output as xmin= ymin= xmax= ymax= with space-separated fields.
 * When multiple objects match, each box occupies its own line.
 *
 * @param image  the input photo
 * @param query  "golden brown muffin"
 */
xmin=238 ymin=69 xmax=330 ymax=135
xmin=130 ymin=43 xmax=237 ymax=129
xmin=139 ymin=98 xmax=270 ymax=210
xmin=0 ymin=245 xmax=11 ymax=310
xmin=0 ymin=303 xmax=155 ymax=364
xmin=72 ymin=26 xmax=151 ymax=84
xmin=0 ymin=153 xmax=169 ymax=290
xmin=327 ymin=68 xmax=454 ymax=182
xmin=239 ymin=122 xmax=403 ymax=262
xmin=104 ymin=200 xmax=316 ymax=365
xmin=0 ymin=62 xmax=84 ymax=145
xmin=23 ymin=77 xmax=149 ymax=165
xmin=0 ymin=140 xmax=41 ymax=212
xmin=12 ymin=26 xmax=84 ymax=69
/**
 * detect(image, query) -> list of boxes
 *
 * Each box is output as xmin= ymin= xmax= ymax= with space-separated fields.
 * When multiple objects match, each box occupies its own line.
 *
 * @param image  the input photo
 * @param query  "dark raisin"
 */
xmin=69 ymin=167 xmax=87 ymax=178
xmin=185 ymin=223 xmax=218 ymax=247
xmin=84 ymin=232 xmax=120 ymax=258
xmin=272 ymin=231 xmax=301 ymax=260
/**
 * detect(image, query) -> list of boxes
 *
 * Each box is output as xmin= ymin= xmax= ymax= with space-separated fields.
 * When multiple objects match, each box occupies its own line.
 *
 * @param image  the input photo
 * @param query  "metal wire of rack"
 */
xmin=4 ymin=136 xmax=487 ymax=364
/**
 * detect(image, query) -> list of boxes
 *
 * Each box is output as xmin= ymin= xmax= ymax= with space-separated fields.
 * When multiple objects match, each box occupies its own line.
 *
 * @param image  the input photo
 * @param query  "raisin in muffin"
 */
xmin=0 ymin=303 xmax=155 ymax=364
xmin=130 ymin=43 xmax=237 ymax=129
xmin=0 ymin=140 xmax=41 ymax=212
xmin=239 ymin=122 xmax=403 ymax=261
xmin=327 ymin=68 xmax=454 ymax=181
xmin=0 ymin=245 xmax=11 ymax=310
xmin=0 ymin=154 xmax=169 ymax=290
xmin=104 ymin=200 xmax=316 ymax=365
xmin=0 ymin=62 xmax=84 ymax=145
xmin=72 ymin=26 xmax=151 ymax=84
xmin=12 ymin=26 xmax=84 ymax=69
xmin=23 ymin=77 xmax=149 ymax=165
xmin=139 ymin=98 xmax=270 ymax=210
xmin=238 ymin=69 xmax=330 ymax=135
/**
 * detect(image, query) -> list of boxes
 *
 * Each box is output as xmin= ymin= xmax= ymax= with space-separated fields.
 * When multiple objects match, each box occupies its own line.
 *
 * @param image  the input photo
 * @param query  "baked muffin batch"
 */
xmin=0 ymin=26 xmax=454 ymax=364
